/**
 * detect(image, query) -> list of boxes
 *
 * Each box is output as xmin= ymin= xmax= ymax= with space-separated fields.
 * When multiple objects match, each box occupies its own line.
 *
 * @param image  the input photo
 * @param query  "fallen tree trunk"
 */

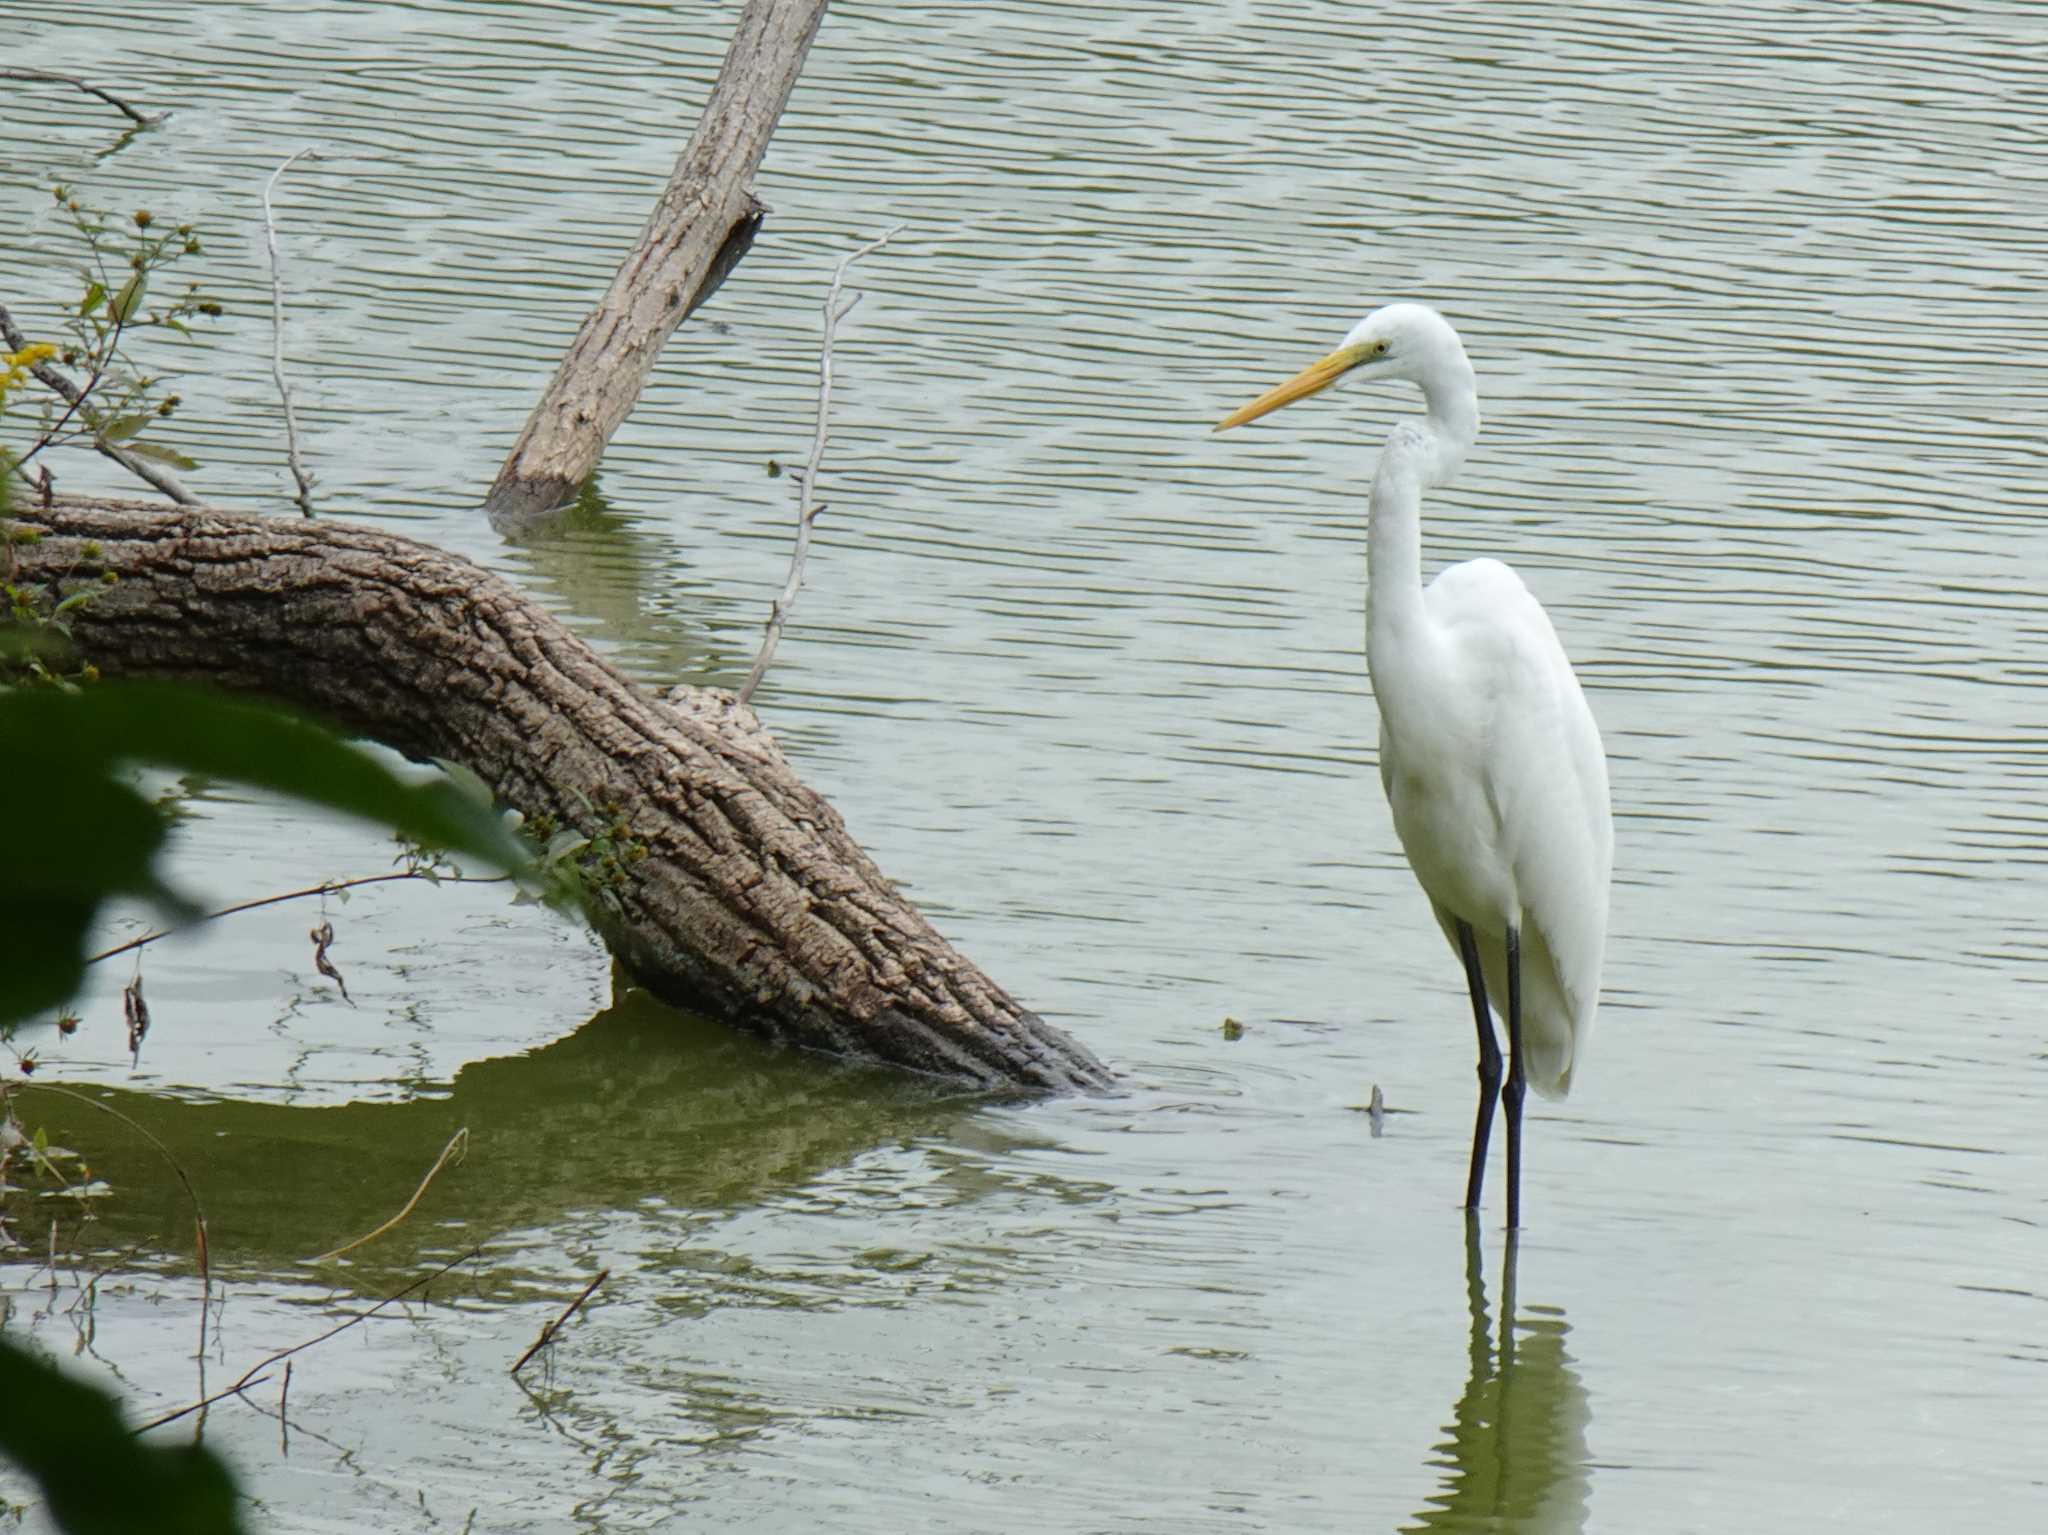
xmin=11 ymin=497 xmax=1112 ymax=1093
xmin=482 ymin=0 xmax=832 ymax=529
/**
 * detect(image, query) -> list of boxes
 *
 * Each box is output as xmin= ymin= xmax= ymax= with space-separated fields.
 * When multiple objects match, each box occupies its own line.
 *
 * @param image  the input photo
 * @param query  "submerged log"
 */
xmin=482 ymin=0 xmax=832 ymax=529
xmin=10 ymin=497 xmax=1113 ymax=1092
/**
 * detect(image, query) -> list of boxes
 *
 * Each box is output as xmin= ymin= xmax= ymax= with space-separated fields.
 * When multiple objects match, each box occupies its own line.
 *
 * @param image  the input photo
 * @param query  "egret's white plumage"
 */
xmin=1218 ymin=303 xmax=1612 ymax=1226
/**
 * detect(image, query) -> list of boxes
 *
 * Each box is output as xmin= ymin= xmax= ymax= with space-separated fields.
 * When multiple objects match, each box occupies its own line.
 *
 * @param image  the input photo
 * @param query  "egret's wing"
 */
xmin=1427 ymin=558 xmax=1613 ymax=1042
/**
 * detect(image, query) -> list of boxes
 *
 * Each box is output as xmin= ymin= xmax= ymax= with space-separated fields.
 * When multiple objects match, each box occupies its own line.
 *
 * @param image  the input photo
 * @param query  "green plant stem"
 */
xmin=15 ymin=1082 xmax=210 ymax=1289
xmin=15 ymin=309 xmax=127 ymax=472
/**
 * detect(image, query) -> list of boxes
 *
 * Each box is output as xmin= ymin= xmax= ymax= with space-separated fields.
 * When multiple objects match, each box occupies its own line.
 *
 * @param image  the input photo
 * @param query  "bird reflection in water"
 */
xmin=1402 ymin=1222 xmax=1594 ymax=1533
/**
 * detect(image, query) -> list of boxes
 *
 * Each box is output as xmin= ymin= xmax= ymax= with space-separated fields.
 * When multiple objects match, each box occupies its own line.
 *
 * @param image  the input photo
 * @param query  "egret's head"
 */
xmin=1215 ymin=302 xmax=1461 ymax=431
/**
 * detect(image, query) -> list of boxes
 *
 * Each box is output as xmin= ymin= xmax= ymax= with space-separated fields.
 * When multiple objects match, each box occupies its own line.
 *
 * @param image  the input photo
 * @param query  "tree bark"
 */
xmin=9 ymin=498 xmax=1113 ymax=1093
xmin=481 ymin=0 xmax=830 ymax=530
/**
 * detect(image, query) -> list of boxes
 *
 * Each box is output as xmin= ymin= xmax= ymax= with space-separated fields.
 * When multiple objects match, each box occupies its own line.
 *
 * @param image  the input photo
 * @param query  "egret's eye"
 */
xmin=1370 ymin=340 xmax=1389 ymax=356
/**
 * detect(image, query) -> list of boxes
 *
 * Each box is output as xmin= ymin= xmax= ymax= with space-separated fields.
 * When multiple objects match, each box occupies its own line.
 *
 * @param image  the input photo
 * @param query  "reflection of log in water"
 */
xmin=1402 ymin=1222 xmax=1594 ymax=1533
xmin=14 ymin=989 xmax=1009 ymax=1293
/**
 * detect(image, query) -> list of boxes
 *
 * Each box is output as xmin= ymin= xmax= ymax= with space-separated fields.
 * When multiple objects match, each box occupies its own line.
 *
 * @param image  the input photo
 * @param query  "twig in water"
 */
xmin=66 ymin=1240 xmax=150 ymax=1317
xmin=262 ymin=148 xmax=322 ymax=516
xmin=136 ymin=1244 xmax=483 ymax=1433
xmin=736 ymin=225 xmax=904 ymax=706
xmin=0 ymin=69 xmax=163 ymax=127
xmin=306 ymin=1128 xmax=468 ymax=1263
xmin=510 ymin=1267 xmax=610 ymax=1375
xmin=146 ymin=1370 xmax=276 ymax=1434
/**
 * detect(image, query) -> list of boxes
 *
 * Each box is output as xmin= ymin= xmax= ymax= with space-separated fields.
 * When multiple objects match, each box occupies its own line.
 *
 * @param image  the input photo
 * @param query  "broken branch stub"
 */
xmin=482 ymin=0 xmax=831 ymax=530
xmin=13 ymin=498 xmax=1112 ymax=1093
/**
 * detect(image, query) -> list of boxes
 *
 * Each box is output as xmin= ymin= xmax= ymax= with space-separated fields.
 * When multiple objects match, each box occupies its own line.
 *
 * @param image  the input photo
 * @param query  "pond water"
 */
xmin=4 ymin=1 xmax=2045 ymax=1530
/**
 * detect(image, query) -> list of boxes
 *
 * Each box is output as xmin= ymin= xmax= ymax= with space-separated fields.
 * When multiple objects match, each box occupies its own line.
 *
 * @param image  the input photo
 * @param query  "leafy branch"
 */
xmin=1 ymin=187 xmax=220 ymax=500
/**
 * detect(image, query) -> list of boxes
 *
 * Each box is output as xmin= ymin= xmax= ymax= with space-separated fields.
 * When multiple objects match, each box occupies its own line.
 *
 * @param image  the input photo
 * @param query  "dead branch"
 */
xmin=262 ymin=148 xmax=322 ymax=516
xmin=0 ymin=69 xmax=163 ymax=128
xmin=482 ymin=0 xmax=832 ymax=527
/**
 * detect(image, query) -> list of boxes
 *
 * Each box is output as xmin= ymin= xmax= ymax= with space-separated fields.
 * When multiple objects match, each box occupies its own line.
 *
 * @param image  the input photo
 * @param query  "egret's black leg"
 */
xmin=1455 ymin=920 xmax=1502 ymax=1212
xmin=1503 ymin=923 xmax=1527 ymax=1230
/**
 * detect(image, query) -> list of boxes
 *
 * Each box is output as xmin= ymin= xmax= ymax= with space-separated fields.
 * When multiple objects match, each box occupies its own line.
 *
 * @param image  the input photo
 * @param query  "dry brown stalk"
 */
xmin=509 ymin=1267 xmax=611 ymax=1375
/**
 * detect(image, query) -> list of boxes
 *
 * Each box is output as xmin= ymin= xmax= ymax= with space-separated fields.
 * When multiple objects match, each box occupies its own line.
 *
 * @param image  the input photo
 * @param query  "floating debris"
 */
xmin=1345 ymin=1083 xmax=1393 ymax=1137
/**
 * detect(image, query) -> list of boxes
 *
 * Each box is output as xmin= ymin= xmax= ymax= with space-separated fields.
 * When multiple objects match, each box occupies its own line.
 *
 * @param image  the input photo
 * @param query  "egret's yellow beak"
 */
xmin=1215 ymin=343 xmax=1369 ymax=431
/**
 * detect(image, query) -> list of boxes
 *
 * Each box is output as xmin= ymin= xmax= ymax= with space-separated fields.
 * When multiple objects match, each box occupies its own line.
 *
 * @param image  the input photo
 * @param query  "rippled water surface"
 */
xmin=4 ymin=2 xmax=2045 ymax=1530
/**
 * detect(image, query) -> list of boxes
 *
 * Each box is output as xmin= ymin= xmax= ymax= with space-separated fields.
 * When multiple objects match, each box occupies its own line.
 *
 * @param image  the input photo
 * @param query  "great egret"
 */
xmin=1216 ymin=303 xmax=1611 ymax=1229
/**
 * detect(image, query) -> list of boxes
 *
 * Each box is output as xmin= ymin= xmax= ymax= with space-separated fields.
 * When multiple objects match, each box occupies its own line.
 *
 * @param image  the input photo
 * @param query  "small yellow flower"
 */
xmin=1 ymin=342 xmax=59 ymax=401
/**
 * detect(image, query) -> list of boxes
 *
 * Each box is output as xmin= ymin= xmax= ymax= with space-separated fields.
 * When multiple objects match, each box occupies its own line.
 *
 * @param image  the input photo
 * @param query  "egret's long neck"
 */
xmin=1367 ymin=355 xmax=1477 ymax=660
xmin=1419 ymin=349 xmax=1479 ymax=482
xmin=1366 ymin=436 xmax=1430 ymax=657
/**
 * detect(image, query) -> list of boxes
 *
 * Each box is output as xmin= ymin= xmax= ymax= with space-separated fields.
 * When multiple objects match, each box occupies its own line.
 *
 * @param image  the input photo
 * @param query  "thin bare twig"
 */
xmin=736 ymin=225 xmax=904 ymax=706
xmin=510 ymin=1267 xmax=610 ymax=1375
xmin=135 ymin=1245 xmax=483 ymax=1434
xmin=142 ymin=1370 xmax=276 ymax=1433
xmin=17 ymin=1083 xmax=209 ymax=1292
xmin=0 ymin=302 xmax=197 ymax=505
xmin=307 ymin=1128 xmax=468 ymax=1263
xmin=262 ymin=148 xmax=322 ymax=516
xmin=84 ymin=869 xmax=511 ymax=967
xmin=66 ymin=1240 xmax=152 ymax=1317
xmin=0 ymin=69 xmax=163 ymax=128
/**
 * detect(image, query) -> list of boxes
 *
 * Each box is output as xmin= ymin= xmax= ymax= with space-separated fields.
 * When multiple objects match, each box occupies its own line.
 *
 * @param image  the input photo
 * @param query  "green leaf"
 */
xmin=79 ymin=280 xmax=107 ymax=317
xmin=122 ymin=440 xmax=201 ymax=470
xmin=51 ymin=588 xmax=102 ymax=616
xmin=97 ymin=412 xmax=153 ymax=444
xmin=0 ymin=1337 xmax=252 ymax=1535
xmin=108 ymin=272 xmax=147 ymax=325
xmin=544 ymin=830 xmax=592 ymax=865
xmin=0 ymin=681 xmax=535 ymax=1029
